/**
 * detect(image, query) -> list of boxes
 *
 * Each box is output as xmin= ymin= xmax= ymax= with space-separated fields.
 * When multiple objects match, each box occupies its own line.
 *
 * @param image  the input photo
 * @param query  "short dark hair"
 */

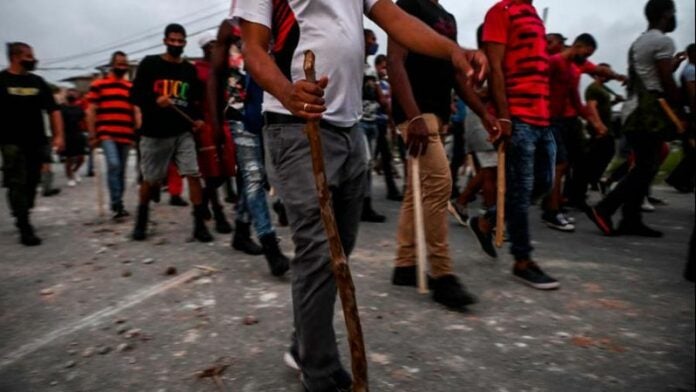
xmin=164 ymin=23 xmax=187 ymax=38
xmin=547 ymin=33 xmax=566 ymax=41
xmin=574 ymin=33 xmax=597 ymax=49
xmin=364 ymin=29 xmax=375 ymax=38
xmin=644 ymin=0 xmax=675 ymax=25
xmin=6 ymin=42 xmax=30 ymax=61
xmin=374 ymin=54 xmax=387 ymax=66
xmin=598 ymin=62 xmax=611 ymax=68
xmin=110 ymin=51 xmax=127 ymax=65
xmin=687 ymin=43 xmax=695 ymax=57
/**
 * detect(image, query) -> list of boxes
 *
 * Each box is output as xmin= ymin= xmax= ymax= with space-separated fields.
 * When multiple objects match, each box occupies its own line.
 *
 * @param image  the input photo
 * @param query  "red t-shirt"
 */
xmin=482 ymin=0 xmax=550 ymax=127
xmin=549 ymin=56 xmax=597 ymax=118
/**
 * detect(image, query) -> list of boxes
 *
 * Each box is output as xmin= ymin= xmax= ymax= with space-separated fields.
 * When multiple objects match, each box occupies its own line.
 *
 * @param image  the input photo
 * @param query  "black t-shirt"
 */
xmin=393 ymin=0 xmax=457 ymax=124
xmin=130 ymin=55 xmax=203 ymax=138
xmin=0 ymin=70 xmax=58 ymax=147
xmin=60 ymin=104 xmax=85 ymax=138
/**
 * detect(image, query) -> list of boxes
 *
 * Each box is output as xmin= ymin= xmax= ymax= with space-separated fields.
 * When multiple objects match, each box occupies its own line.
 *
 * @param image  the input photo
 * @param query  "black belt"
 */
xmin=264 ymin=112 xmax=354 ymax=133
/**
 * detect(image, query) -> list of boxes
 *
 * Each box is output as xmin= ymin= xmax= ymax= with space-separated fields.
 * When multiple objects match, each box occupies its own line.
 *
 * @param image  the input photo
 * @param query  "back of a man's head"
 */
xmin=644 ymin=0 xmax=674 ymax=25
xmin=574 ymin=33 xmax=597 ymax=50
xmin=687 ymin=43 xmax=695 ymax=63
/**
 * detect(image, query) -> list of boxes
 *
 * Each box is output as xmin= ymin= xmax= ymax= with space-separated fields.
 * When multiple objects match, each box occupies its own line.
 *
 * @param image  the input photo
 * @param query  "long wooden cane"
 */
xmin=495 ymin=141 xmax=506 ymax=248
xmin=303 ymin=51 xmax=369 ymax=392
xmin=94 ymin=147 xmax=105 ymax=218
xmin=411 ymin=154 xmax=428 ymax=294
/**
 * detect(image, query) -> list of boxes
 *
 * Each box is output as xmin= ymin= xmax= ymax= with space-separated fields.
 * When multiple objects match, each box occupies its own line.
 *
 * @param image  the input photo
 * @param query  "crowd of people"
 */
xmin=1 ymin=0 xmax=694 ymax=391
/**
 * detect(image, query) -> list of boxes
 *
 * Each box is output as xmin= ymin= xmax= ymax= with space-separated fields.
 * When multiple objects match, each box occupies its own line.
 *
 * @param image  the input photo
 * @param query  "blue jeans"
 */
xmin=230 ymin=121 xmax=274 ymax=238
xmin=101 ymin=140 xmax=130 ymax=211
xmin=506 ymin=120 xmax=556 ymax=260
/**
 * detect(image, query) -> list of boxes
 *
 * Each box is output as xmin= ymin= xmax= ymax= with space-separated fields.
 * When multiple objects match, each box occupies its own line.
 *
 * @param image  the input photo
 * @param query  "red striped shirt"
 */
xmin=483 ymin=0 xmax=550 ymax=127
xmin=86 ymin=75 xmax=136 ymax=145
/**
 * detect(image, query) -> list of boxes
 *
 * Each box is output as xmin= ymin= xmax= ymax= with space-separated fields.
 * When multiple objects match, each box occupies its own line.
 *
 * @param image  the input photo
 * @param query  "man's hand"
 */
xmin=156 ymin=96 xmax=172 ymax=108
xmin=280 ymin=77 xmax=329 ymax=120
xmin=451 ymin=49 xmax=475 ymax=88
xmin=192 ymin=120 xmax=205 ymax=133
xmin=593 ymin=121 xmax=609 ymax=138
xmin=463 ymin=49 xmax=488 ymax=84
xmin=53 ymin=136 xmax=65 ymax=153
xmin=406 ymin=116 xmax=429 ymax=157
xmin=88 ymin=134 xmax=100 ymax=149
xmin=480 ymin=113 xmax=503 ymax=143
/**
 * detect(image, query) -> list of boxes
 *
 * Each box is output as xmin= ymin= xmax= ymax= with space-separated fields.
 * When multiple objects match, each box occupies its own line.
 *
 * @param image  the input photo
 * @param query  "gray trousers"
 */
xmin=264 ymin=121 xmax=367 ymax=381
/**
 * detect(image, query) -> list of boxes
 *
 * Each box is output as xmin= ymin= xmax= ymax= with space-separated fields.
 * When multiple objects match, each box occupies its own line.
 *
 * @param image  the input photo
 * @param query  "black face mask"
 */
xmin=21 ymin=60 xmax=37 ymax=72
xmin=113 ymin=68 xmax=128 ymax=78
xmin=166 ymin=45 xmax=184 ymax=58
xmin=573 ymin=55 xmax=587 ymax=65
xmin=66 ymin=96 xmax=77 ymax=104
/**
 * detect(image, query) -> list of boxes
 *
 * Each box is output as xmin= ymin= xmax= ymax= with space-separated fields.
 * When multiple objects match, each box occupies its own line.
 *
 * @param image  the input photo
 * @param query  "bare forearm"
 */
xmin=50 ymin=111 xmax=64 ymax=140
xmin=243 ymin=44 xmax=293 ymax=109
xmin=454 ymin=82 xmax=488 ymax=120
xmin=387 ymin=51 xmax=420 ymax=121
xmin=134 ymin=106 xmax=142 ymax=130
xmin=86 ymin=105 xmax=97 ymax=135
xmin=489 ymin=66 xmax=509 ymax=119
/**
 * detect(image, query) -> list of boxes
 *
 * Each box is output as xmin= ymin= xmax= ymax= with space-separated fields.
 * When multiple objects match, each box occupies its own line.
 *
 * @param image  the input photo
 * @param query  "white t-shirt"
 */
xmin=231 ymin=0 xmax=379 ymax=127
xmin=631 ymin=29 xmax=676 ymax=92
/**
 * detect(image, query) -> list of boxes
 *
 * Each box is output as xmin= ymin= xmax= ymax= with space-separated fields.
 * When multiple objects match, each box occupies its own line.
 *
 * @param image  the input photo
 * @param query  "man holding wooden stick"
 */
xmin=230 ymin=0 xmax=488 ymax=389
xmin=129 ymin=23 xmax=212 ymax=243
xmin=388 ymin=0 xmax=500 ymax=310
xmin=483 ymin=0 xmax=560 ymax=290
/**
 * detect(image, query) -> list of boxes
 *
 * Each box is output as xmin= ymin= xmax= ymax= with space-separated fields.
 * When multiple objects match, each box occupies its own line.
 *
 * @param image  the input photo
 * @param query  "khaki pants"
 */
xmin=394 ymin=114 xmax=453 ymax=278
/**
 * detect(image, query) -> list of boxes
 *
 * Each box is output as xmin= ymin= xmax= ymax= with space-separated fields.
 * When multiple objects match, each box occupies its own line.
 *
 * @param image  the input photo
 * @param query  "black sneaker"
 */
xmin=585 ymin=207 xmax=614 ymax=236
xmin=302 ymin=366 xmax=352 ymax=392
xmin=112 ymin=209 xmax=130 ymax=220
xmin=169 ymin=195 xmax=189 ymax=207
xmin=616 ymin=221 xmax=663 ymax=238
xmin=386 ymin=191 xmax=403 ymax=202
xmin=447 ymin=201 xmax=469 ymax=227
xmin=431 ymin=274 xmax=477 ymax=310
xmin=391 ymin=265 xmax=417 ymax=287
xmin=467 ymin=216 xmax=497 ymax=259
xmin=19 ymin=224 xmax=42 ymax=246
xmin=513 ymin=261 xmax=560 ymax=290
xmin=542 ymin=211 xmax=575 ymax=232
xmin=42 ymin=189 xmax=61 ymax=197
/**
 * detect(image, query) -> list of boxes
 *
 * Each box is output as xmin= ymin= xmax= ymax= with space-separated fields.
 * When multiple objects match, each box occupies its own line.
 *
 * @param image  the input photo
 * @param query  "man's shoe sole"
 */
xmin=513 ymin=275 xmax=560 ymax=290
xmin=587 ymin=208 xmax=613 ymax=236
xmin=283 ymin=352 xmax=300 ymax=372
xmin=543 ymin=220 xmax=576 ymax=232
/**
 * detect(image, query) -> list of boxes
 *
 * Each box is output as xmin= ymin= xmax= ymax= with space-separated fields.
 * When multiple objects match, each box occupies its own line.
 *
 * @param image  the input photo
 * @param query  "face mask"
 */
xmin=113 ymin=68 xmax=128 ymax=78
xmin=166 ymin=45 xmax=184 ymax=58
xmin=67 ymin=96 xmax=77 ymax=104
xmin=368 ymin=43 xmax=379 ymax=56
xmin=573 ymin=55 xmax=587 ymax=65
xmin=21 ymin=60 xmax=37 ymax=72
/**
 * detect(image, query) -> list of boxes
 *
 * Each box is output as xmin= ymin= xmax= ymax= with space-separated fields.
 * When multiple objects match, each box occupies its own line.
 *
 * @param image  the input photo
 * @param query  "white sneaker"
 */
xmin=67 ymin=179 xmax=77 ymax=187
xmin=641 ymin=198 xmax=656 ymax=212
xmin=74 ymin=174 xmax=82 ymax=183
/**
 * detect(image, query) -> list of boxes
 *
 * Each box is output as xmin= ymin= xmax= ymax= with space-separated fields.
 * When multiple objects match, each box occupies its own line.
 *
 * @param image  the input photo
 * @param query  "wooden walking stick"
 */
xmin=411 ymin=148 xmax=428 ymax=294
xmin=303 ymin=50 xmax=369 ymax=392
xmin=94 ymin=147 xmax=105 ymax=218
xmin=495 ymin=140 xmax=506 ymax=248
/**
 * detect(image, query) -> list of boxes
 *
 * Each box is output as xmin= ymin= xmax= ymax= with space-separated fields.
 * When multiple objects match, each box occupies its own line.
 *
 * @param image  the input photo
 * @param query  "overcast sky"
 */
xmin=1 ymin=0 xmax=694 ymax=93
